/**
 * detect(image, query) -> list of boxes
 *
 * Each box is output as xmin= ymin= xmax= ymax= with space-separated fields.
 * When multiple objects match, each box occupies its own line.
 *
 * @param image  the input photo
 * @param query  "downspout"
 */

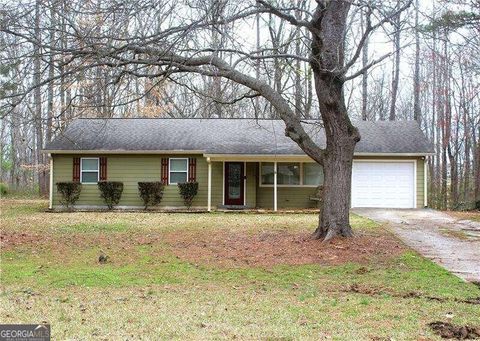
xmin=424 ymin=156 xmax=428 ymax=207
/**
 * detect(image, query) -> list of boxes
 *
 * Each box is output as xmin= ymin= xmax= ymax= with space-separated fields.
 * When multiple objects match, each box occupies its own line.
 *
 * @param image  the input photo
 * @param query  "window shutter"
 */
xmin=188 ymin=158 xmax=196 ymax=182
xmin=73 ymin=157 xmax=80 ymax=182
xmin=99 ymin=157 xmax=107 ymax=181
xmin=161 ymin=158 xmax=169 ymax=184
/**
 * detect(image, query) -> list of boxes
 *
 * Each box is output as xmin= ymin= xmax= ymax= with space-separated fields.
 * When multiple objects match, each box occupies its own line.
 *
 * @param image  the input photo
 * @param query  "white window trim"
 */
xmin=169 ymin=158 xmax=189 ymax=185
xmin=80 ymin=157 xmax=99 ymax=184
xmin=259 ymin=162 xmax=320 ymax=188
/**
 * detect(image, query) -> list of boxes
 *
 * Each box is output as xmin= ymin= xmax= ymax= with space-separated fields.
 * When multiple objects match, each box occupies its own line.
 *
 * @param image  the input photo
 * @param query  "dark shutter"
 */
xmin=73 ymin=157 xmax=80 ymax=182
xmin=188 ymin=158 xmax=196 ymax=182
xmin=99 ymin=157 xmax=107 ymax=181
xmin=161 ymin=158 xmax=169 ymax=184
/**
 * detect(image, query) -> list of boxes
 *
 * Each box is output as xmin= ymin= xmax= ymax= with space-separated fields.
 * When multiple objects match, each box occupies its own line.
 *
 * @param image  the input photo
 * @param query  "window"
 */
xmin=303 ymin=162 xmax=323 ymax=185
xmin=81 ymin=158 xmax=99 ymax=184
xmin=261 ymin=163 xmax=274 ymax=185
xmin=261 ymin=162 xmax=300 ymax=185
xmin=169 ymin=158 xmax=188 ymax=184
xmin=260 ymin=162 xmax=323 ymax=186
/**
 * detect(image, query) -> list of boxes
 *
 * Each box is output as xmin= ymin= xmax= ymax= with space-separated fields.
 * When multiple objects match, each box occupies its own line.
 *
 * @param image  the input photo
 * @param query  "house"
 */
xmin=44 ymin=118 xmax=434 ymax=210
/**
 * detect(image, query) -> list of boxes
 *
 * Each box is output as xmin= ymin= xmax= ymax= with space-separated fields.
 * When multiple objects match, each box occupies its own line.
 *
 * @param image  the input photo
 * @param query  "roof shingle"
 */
xmin=44 ymin=118 xmax=434 ymax=155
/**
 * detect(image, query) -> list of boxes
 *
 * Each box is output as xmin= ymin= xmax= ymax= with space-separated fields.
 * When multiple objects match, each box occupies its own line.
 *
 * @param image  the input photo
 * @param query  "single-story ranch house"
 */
xmin=44 ymin=118 xmax=434 ymax=210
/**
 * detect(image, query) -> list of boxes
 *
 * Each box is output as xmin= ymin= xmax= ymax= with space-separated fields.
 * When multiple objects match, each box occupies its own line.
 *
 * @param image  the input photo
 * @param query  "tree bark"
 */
xmin=309 ymin=1 xmax=360 ymax=240
xmin=34 ymin=0 xmax=47 ymax=196
xmin=361 ymin=10 xmax=369 ymax=121
xmin=413 ymin=0 xmax=421 ymax=123
xmin=389 ymin=9 xmax=401 ymax=121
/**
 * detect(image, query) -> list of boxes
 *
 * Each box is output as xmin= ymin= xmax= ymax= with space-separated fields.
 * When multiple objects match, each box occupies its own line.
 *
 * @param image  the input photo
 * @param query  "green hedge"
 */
xmin=177 ymin=182 xmax=198 ymax=209
xmin=56 ymin=182 xmax=82 ymax=209
xmin=138 ymin=182 xmax=164 ymax=210
xmin=98 ymin=181 xmax=124 ymax=210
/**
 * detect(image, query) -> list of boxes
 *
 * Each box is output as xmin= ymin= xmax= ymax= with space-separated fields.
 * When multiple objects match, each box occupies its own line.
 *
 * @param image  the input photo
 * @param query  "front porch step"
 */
xmin=217 ymin=205 xmax=250 ymax=210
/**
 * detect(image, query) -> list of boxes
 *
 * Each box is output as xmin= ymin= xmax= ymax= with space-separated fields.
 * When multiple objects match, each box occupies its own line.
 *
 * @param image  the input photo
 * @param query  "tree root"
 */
xmin=311 ymin=225 xmax=354 ymax=242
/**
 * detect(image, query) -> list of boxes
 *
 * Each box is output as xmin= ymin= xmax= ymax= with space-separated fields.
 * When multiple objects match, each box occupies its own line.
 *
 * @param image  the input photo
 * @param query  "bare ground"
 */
xmin=1 ymin=228 xmax=406 ymax=268
xmin=164 ymin=228 xmax=406 ymax=267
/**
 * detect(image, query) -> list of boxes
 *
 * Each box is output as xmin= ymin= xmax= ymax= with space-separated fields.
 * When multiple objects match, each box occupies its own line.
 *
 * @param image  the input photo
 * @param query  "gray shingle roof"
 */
xmin=44 ymin=118 xmax=434 ymax=155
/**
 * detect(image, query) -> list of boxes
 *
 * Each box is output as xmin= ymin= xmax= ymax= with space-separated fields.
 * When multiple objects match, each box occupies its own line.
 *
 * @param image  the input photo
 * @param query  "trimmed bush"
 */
xmin=98 ymin=181 xmax=124 ymax=210
xmin=138 ymin=182 xmax=164 ymax=210
xmin=177 ymin=181 xmax=198 ymax=209
xmin=56 ymin=182 xmax=82 ymax=209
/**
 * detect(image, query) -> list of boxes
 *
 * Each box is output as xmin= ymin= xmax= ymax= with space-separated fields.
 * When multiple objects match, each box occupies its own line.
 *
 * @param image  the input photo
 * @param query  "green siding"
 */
xmin=416 ymin=158 xmax=425 ymax=208
xmin=52 ymin=155 xmax=426 ymax=209
xmin=245 ymin=162 xmax=257 ymax=207
xmin=210 ymin=161 xmax=223 ymax=207
xmin=53 ymin=154 xmax=223 ymax=208
xmin=256 ymin=186 xmax=318 ymax=209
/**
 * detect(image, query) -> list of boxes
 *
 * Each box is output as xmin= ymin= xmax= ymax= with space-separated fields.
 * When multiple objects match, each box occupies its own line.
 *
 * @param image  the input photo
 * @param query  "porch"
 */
xmin=205 ymin=155 xmax=323 ymax=212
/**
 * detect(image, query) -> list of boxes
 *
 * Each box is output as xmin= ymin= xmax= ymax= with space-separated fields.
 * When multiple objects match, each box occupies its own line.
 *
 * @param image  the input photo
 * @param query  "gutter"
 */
xmin=42 ymin=150 xmax=435 ymax=157
xmin=42 ymin=149 xmax=205 ymax=155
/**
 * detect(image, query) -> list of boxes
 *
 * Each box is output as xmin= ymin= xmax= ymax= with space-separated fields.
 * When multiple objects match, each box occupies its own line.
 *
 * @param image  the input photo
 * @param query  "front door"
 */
xmin=224 ymin=162 xmax=244 ymax=205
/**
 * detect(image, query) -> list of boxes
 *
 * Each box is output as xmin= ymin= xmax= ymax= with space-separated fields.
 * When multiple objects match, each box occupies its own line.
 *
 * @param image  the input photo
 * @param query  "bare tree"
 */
xmin=1 ymin=0 xmax=413 ymax=240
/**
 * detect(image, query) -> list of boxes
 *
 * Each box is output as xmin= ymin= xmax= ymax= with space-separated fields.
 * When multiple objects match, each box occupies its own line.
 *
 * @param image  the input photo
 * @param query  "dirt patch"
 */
xmin=164 ymin=229 xmax=406 ymax=267
xmin=0 ymin=232 xmax=43 ymax=249
xmin=429 ymin=321 xmax=480 ymax=339
xmin=0 ymin=229 xmax=162 ymax=249
xmin=346 ymin=283 xmax=480 ymax=305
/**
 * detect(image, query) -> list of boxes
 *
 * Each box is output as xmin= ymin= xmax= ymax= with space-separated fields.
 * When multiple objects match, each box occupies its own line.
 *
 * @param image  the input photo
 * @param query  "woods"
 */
xmin=1 ymin=0 xmax=479 ymax=213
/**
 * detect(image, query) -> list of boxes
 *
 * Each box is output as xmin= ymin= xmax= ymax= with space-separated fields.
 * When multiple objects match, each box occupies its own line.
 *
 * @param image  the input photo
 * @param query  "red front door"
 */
xmin=224 ymin=162 xmax=244 ymax=205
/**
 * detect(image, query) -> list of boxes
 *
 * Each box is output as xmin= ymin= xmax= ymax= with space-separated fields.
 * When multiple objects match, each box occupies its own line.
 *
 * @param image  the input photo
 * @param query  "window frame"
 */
xmin=168 ymin=158 xmax=189 ymax=185
xmin=302 ymin=162 xmax=323 ymax=186
xmin=259 ymin=162 xmax=321 ymax=188
xmin=80 ymin=157 xmax=100 ymax=184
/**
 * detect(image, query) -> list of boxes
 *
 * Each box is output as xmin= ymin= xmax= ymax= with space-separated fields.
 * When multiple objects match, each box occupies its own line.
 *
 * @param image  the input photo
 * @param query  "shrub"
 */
xmin=138 ymin=182 xmax=164 ymax=209
xmin=56 ymin=182 xmax=82 ymax=209
xmin=0 ymin=182 xmax=8 ymax=196
xmin=98 ymin=181 xmax=124 ymax=210
xmin=476 ymin=200 xmax=480 ymax=210
xmin=177 ymin=181 xmax=198 ymax=209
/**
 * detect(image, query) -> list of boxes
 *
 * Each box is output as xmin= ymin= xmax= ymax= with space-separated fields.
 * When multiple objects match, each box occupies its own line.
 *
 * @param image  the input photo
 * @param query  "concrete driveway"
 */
xmin=353 ymin=208 xmax=480 ymax=282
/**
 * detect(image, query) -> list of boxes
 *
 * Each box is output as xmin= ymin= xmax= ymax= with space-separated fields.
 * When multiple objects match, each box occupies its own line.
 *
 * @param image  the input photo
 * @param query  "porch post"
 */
xmin=207 ymin=157 xmax=212 ymax=212
xmin=49 ymin=154 xmax=53 ymax=209
xmin=274 ymin=161 xmax=278 ymax=211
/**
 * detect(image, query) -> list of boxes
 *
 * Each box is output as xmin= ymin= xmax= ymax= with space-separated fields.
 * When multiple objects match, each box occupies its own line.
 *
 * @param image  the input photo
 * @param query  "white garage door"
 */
xmin=352 ymin=161 xmax=415 ymax=208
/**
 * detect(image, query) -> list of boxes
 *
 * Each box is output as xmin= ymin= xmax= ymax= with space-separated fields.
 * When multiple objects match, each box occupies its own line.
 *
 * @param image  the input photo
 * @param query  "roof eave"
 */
xmin=42 ymin=149 xmax=206 ymax=154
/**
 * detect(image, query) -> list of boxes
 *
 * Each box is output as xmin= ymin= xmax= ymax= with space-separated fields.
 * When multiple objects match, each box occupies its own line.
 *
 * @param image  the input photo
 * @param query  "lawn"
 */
xmin=1 ymin=199 xmax=479 ymax=340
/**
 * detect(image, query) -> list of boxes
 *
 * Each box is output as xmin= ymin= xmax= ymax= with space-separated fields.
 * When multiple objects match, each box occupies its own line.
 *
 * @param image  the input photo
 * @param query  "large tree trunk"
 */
xmin=309 ymin=1 xmax=360 ymax=240
xmin=313 ymin=134 xmax=356 ymax=240
xmin=311 ymin=75 xmax=358 ymax=240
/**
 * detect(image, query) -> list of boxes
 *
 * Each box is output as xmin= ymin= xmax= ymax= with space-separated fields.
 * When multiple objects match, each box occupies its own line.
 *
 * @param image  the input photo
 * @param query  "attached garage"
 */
xmin=351 ymin=160 xmax=416 ymax=208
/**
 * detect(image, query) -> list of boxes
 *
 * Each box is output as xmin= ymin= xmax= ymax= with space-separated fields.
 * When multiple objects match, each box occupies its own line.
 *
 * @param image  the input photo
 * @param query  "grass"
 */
xmin=446 ymin=210 xmax=480 ymax=222
xmin=1 ymin=199 xmax=480 ymax=340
